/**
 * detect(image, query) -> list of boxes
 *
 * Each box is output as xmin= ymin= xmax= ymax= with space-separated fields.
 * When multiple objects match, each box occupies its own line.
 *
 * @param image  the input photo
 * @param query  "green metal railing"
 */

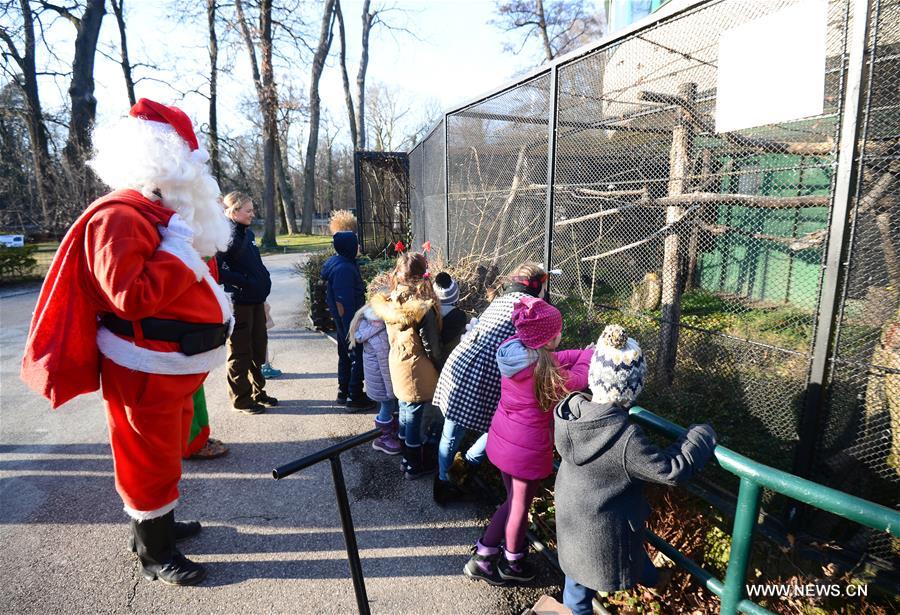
xmin=629 ymin=406 xmax=900 ymax=615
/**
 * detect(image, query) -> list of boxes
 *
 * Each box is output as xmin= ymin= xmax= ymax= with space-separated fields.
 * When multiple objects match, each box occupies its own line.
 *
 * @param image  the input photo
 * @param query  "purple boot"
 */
xmin=372 ymin=417 xmax=401 ymax=455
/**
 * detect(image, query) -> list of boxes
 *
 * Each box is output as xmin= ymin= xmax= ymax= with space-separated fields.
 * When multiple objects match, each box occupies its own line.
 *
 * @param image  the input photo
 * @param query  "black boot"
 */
xmin=403 ymin=443 xmax=435 ymax=480
xmin=422 ymin=440 xmax=439 ymax=474
xmin=132 ymin=511 xmax=207 ymax=586
xmin=127 ymin=516 xmax=201 ymax=553
xmin=433 ymin=473 xmax=468 ymax=506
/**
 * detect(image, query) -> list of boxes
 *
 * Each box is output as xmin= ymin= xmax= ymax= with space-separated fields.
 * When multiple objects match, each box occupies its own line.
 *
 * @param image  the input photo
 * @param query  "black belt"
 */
xmin=102 ymin=314 xmax=230 ymax=356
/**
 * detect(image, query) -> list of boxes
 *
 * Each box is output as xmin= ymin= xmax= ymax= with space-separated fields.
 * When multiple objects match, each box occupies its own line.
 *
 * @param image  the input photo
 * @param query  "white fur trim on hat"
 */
xmin=124 ymin=498 xmax=178 ymax=521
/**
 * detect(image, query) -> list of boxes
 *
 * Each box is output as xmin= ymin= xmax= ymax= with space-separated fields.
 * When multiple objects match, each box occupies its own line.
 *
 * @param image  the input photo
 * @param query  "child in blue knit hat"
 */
xmin=553 ymin=325 xmax=717 ymax=615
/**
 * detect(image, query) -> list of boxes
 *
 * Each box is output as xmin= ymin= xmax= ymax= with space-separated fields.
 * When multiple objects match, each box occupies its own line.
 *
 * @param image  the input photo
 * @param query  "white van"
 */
xmin=0 ymin=235 xmax=25 ymax=248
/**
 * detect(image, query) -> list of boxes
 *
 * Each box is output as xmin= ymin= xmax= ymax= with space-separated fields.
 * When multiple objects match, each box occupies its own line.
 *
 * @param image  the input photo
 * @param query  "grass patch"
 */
xmin=259 ymin=233 xmax=331 ymax=254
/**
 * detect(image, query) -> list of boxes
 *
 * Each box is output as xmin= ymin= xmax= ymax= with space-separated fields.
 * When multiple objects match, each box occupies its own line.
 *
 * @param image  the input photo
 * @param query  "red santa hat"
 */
xmin=129 ymin=98 xmax=199 ymax=151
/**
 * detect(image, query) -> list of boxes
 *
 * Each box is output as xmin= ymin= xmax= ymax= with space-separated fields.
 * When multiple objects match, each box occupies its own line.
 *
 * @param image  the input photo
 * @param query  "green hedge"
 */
xmin=0 ymin=245 xmax=38 ymax=282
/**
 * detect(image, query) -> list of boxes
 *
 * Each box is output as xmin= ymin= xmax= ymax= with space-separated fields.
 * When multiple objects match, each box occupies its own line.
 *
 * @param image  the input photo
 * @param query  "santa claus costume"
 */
xmin=21 ymin=99 xmax=233 ymax=586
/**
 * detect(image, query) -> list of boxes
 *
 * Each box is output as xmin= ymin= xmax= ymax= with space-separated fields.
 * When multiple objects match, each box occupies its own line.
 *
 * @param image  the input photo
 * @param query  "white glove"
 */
xmin=158 ymin=214 xmax=206 ymax=281
xmin=465 ymin=317 xmax=479 ymax=332
xmin=160 ymin=213 xmax=195 ymax=243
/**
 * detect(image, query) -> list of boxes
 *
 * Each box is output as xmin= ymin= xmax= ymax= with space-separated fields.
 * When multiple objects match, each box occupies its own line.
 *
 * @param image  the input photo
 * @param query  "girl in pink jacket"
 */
xmin=464 ymin=296 xmax=592 ymax=586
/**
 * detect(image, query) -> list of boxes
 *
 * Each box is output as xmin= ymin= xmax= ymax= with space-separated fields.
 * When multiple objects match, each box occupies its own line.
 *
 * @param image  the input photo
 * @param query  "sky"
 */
xmin=20 ymin=0 xmax=604 ymax=151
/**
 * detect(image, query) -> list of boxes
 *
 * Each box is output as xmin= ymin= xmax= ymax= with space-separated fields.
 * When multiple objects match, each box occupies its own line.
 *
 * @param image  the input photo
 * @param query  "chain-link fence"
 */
xmin=354 ymin=151 xmax=409 ymax=255
xmin=404 ymin=0 xmax=898 ymax=567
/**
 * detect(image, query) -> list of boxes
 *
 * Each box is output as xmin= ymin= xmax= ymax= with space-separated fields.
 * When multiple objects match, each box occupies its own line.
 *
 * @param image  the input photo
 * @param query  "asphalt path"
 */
xmin=0 ymin=252 xmax=561 ymax=614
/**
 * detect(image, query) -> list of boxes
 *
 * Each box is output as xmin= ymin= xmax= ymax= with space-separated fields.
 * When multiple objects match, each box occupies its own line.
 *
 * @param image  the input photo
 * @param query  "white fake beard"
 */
xmin=89 ymin=117 xmax=232 ymax=257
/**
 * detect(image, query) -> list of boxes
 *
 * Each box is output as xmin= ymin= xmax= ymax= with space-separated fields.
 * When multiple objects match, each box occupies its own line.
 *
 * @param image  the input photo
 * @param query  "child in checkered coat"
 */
xmin=432 ymin=262 xmax=549 ymax=506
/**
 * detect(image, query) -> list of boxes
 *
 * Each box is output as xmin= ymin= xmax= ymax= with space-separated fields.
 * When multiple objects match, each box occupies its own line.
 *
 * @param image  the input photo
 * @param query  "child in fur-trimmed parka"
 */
xmin=370 ymin=252 xmax=444 ymax=479
xmin=349 ymin=274 xmax=400 ymax=456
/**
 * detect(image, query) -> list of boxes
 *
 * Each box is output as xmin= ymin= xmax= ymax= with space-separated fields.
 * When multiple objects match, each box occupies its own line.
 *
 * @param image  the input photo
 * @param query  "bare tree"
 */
xmin=207 ymin=0 xmax=222 ymax=180
xmin=300 ymin=0 xmax=336 ymax=234
xmin=365 ymin=82 xmax=409 ymax=151
xmin=39 ymin=0 xmax=107 ymax=172
xmin=355 ymin=0 xmax=374 ymax=149
xmin=235 ymin=0 xmax=282 ymax=245
xmin=109 ymin=0 xmax=135 ymax=106
xmin=0 ymin=0 xmax=53 ymax=224
xmin=334 ymin=0 xmax=357 ymax=149
xmin=493 ymin=0 xmax=603 ymax=63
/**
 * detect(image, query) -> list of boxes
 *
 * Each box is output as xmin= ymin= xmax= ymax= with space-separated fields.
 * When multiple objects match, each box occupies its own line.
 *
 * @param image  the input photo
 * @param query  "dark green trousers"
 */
xmin=227 ymin=302 xmax=268 ymax=408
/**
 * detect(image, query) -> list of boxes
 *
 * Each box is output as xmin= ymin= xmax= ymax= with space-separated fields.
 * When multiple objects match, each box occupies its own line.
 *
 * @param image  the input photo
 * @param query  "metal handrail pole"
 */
xmin=720 ymin=478 xmax=762 ymax=615
xmin=272 ymin=429 xmax=381 ymax=479
xmin=330 ymin=455 xmax=371 ymax=615
xmin=628 ymin=408 xmax=900 ymax=535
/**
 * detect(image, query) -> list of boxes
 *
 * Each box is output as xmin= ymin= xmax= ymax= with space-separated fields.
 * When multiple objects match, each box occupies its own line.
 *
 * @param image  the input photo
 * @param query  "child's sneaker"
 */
xmin=498 ymin=549 xmax=536 ymax=582
xmin=260 ymin=362 xmax=282 ymax=378
xmin=463 ymin=544 xmax=505 ymax=586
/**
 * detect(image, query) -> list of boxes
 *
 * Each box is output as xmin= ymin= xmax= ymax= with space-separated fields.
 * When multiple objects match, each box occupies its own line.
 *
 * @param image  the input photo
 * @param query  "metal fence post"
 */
xmin=793 ymin=0 xmax=873 ymax=479
xmin=721 ymin=477 xmax=762 ymax=615
xmin=443 ymin=115 xmax=450 ymax=262
xmin=543 ymin=66 xmax=559 ymax=287
xmin=353 ymin=151 xmax=365 ymax=253
xmin=329 ymin=455 xmax=370 ymax=615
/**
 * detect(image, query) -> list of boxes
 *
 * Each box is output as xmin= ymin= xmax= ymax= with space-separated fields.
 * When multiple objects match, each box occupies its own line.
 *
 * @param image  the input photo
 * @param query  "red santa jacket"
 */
xmin=21 ymin=189 xmax=232 ymax=409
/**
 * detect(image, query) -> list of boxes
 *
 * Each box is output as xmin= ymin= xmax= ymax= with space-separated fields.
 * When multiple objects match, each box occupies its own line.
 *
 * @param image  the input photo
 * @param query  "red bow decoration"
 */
xmin=422 ymin=241 xmax=432 ymax=253
xmin=394 ymin=240 xmax=406 ymax=253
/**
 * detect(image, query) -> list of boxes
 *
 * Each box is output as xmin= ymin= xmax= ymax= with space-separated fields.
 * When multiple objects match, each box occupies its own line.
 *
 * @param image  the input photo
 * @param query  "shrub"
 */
xmin=0 ymin=245 xmax=38 ymax=282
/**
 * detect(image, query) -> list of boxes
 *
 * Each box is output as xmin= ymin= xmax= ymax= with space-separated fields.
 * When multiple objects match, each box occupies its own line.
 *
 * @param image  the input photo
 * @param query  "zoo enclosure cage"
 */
xmin=404 ymin=0 xmax=900 ymax=577
xmin=354 ymin=151 xmax=409 ymax=256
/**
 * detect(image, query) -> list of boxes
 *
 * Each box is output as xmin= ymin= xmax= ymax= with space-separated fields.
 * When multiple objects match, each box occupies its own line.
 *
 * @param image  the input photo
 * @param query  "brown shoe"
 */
xmin=189 ymin=438 xmax=229 ymax=459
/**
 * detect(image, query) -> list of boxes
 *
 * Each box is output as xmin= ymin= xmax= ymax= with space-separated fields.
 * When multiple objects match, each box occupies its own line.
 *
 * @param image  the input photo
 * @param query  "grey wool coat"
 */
xmin=553 ymin=392 xmax=716 ymax=592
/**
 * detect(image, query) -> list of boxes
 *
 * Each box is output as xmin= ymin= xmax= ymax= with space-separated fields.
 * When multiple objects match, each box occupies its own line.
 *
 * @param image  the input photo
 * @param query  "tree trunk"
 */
xmin=207 ymin=0 xmax=222 ymax=181
xmin=302 ymin=0 xmax=337 ymax=234
xmin=326 ymin=142 xmax=335 ymax=212
xmin=536 ymin=0 xmax=553 ymax=62
xmin=334 ymin=0 xmax=358 ymax=150
xmin=657 ymin=82 xmax=696 ymax=384
xmin=110 ymin=0 xmax=136 ymax=106
xmin=259 ymin=0 xmax=277 ymax=247
xmin=274 ymin=134 xmax=297 ymax=234
xmin=355 ymin=0 xmax=372 ymax=150
xmin=7 ymin=0 xmax=53 ymax=225
xmin=63 ymin=0 xmax=105 ymax=174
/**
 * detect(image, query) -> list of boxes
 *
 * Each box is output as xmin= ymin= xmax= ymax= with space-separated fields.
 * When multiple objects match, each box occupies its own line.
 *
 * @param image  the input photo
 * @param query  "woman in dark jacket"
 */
xmin=217 ymin=191 xmax=276 ymax=414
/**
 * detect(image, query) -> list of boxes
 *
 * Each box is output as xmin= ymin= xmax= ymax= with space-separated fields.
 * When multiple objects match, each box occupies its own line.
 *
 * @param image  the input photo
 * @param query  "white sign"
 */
xmin=715 ymin=0 xmax=827 ymax=133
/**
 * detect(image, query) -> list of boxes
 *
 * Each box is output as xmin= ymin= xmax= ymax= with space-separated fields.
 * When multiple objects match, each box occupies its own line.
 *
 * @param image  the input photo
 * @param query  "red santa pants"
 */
xmin=101 ymin=358 xmax=205 ymax=518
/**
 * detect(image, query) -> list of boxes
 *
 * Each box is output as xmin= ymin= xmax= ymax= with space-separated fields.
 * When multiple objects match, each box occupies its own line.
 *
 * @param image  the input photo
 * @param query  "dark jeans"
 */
xmin=333 ymin=312 xmax=364 ymax=399
xmin=562 ymin=549 xmax=660 ymax=615
xmin=227 ymin=302 xmax=268 ymax=408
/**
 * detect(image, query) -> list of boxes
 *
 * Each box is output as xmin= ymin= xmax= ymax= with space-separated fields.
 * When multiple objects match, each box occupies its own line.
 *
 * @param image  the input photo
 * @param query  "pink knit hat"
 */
xmin=511 ymin=296 xmax=563 ymax=349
